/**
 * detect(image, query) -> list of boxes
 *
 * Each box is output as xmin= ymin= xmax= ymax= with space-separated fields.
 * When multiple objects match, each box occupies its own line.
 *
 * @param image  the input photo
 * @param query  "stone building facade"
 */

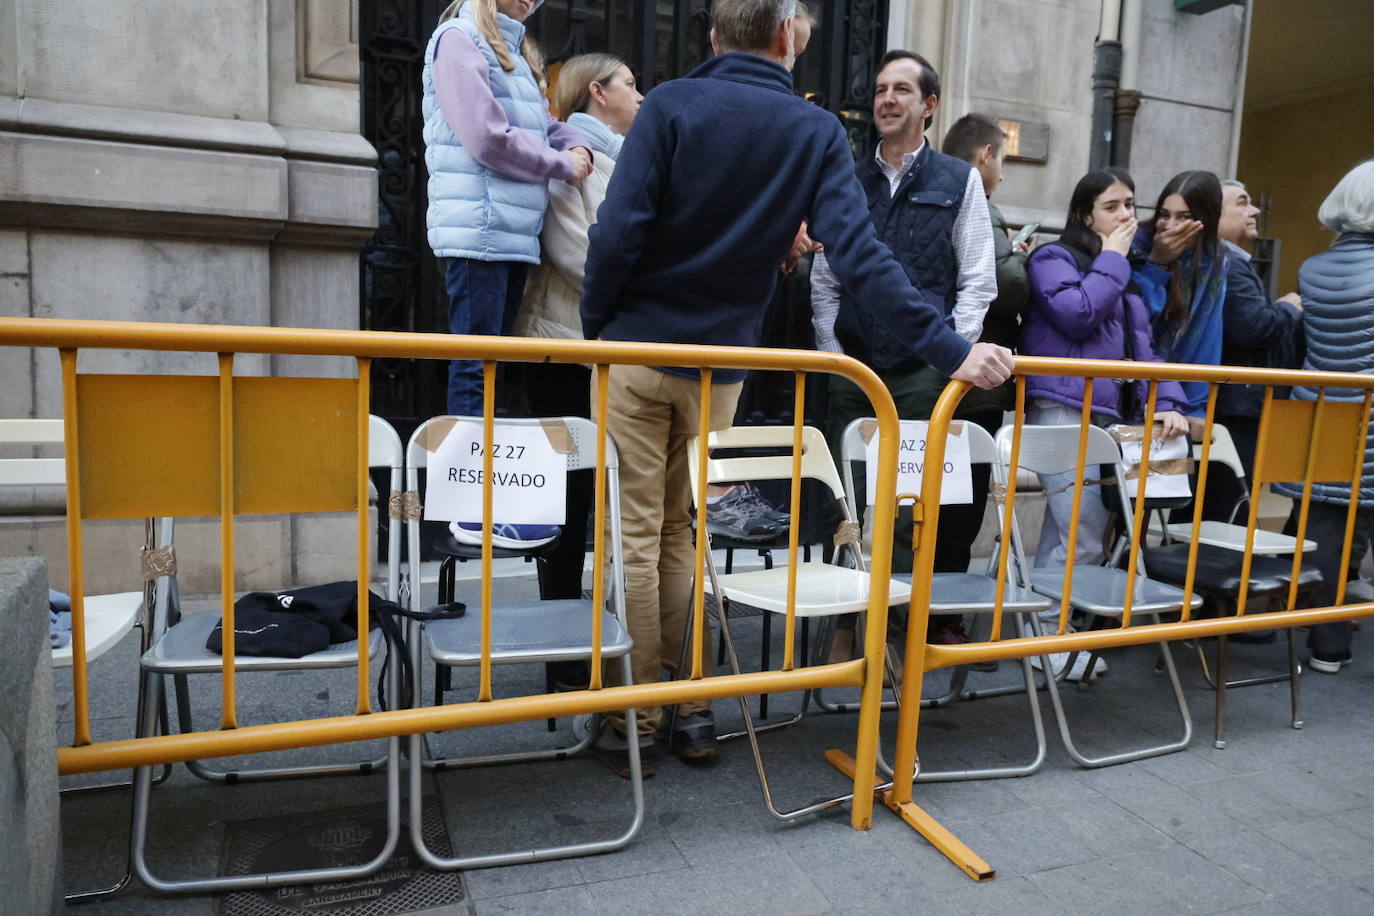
xmin=0 ymin=0 xmax=376 ymax=592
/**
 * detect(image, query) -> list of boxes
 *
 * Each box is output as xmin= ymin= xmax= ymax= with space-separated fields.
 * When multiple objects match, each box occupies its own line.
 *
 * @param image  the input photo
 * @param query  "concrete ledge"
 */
xmin=0 ymin=556 xmax=62 ymax=911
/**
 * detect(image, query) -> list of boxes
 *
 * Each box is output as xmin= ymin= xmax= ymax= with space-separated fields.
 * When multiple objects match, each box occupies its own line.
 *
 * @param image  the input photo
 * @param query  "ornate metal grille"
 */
xmin=359 ymin=0 xmax=887 ymax=433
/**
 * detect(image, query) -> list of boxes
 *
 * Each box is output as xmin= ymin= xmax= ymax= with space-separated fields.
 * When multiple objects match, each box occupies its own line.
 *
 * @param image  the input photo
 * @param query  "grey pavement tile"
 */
xmin=783 ymin=825 xmax=936 ymax=911
xmin=658 ymin=804 xmax=786 ymax=869
xmin=699 ymin=849 xmax=832 ymax=916
xmin=475 ymin=884 xmax=600 ymax=916
xmin=1222 ymin=881 xmax=1374 ymax=916
xmin=1179 ymin=826 xmax=1340 ymax=900
xmin=585 ymin=866 xmax=725 ymax=916
xmin=1028 ymin=844 xmax=1268 ymax=914
xmin=463 ymin=857 xmax=587 ymax=902
xmin=1262 ymin=817 xmax=1374 ymax=883
xmin=1181 ymin=769 xmax=1362 ymax=829
xmin=1081 ymin=764 xmax=1249 ymax=843
xmin=935 ymin=874 xmax=1059 ymax=916
xmin=574 ymin=824 xmax=688 ymax=884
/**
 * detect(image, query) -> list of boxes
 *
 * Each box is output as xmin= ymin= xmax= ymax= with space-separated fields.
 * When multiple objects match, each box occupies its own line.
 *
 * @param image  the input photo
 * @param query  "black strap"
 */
xmin=374 ymin=601 xmax=466 ymax=712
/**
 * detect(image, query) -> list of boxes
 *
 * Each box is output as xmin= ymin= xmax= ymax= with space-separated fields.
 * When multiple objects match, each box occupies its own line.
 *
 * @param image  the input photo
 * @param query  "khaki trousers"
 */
xmin=597 ymin=364 xmax=742 ymax=736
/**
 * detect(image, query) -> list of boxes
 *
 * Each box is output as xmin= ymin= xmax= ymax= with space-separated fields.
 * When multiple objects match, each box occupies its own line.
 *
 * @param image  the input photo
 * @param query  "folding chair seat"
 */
xmin=996 ymin=423 xmax=1201 ymax=768
xmin=689 ymin=424 xmax=911 ymax=820
xmin=403 ymin=415 xmax=644 ymax=869
xmin=128 ymin=414 xmax=404 ymax=894
xmin=0 ymin=418 xmax=162 ymax=902
xmin=835 ymin=418 xmax=1053 ymax=782
xmin=1146 ymin=422 xmax=1316 ymax=555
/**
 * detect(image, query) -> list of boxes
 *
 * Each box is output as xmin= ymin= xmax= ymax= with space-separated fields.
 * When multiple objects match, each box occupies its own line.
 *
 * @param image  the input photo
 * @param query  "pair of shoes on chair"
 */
xmin=704 ymin=484 xmax=789 ymax=542
xmin=1309 ymin=650 xmax=1353 ymax=675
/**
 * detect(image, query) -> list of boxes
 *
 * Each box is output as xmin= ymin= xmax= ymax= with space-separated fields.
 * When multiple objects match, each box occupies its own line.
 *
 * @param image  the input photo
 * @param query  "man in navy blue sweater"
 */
xmin=580 ymin=0 xmax=1013 ymax=775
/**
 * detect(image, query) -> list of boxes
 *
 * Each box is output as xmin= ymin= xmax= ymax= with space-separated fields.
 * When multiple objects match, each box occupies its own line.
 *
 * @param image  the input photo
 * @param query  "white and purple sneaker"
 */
xmin=450 ymin=521 xmax=559 ymax=550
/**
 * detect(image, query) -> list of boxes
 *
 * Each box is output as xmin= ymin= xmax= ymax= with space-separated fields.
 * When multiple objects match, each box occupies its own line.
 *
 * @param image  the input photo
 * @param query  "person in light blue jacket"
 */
xmin=422 ymin=0 xmax=592 ymax=548
xmin=422 ymin=0 xmax=592 ymax=416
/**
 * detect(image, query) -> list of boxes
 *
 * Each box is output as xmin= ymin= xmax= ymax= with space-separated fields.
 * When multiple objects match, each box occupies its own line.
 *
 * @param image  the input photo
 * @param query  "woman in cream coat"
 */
xmin=516 ymin=53 xmax=641 ymax=602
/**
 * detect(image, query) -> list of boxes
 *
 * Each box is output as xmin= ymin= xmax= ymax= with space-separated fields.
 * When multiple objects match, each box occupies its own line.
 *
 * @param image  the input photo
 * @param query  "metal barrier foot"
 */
xmin=881 ymin=790 xmax=995 ymax=882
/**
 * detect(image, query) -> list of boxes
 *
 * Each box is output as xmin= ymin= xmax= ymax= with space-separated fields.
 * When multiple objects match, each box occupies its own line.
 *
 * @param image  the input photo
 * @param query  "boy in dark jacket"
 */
xmin=580 ymin=0 xmax=1013 ymax=773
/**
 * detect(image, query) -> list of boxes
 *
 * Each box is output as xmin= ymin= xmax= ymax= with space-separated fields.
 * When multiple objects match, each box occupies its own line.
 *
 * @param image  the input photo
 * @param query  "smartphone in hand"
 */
xmin=1011 ymin=221 xmax=1041 ymax=248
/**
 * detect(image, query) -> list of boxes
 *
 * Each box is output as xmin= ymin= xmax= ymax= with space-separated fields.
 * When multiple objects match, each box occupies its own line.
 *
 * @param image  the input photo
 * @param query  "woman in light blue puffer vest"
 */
xmin=1273 ymin=160 xmax=1374 ymax=673
xmin=422 ymin=0 xmax=592 ymax=424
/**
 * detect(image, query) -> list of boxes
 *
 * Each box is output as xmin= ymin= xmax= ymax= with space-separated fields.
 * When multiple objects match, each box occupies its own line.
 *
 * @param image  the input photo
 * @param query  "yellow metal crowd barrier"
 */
xmin=853 ymin=356 xmax=1374 ymax=881
xmin=0 ymin=316 xmax=902 ymax=834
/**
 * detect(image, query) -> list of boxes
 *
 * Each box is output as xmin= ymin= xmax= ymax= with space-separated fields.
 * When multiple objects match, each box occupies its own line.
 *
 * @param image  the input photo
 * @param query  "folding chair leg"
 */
xmin=1214 ymin=635 xmax=1229 ymax=749
xmin=719 ymin=610 xmax=854 ymax=821
xmin=172 ymin=674 xmax=387 ymax=783
xmin=1043 ymin=615 xmax=1193 ymax=768
xmin=1287 ymin=627 xmax=1303 ymax=730
xmin=408 ymin=654 xmax=645 ymax=869
xmin=131 ymin=672 xmax=403 ymax=894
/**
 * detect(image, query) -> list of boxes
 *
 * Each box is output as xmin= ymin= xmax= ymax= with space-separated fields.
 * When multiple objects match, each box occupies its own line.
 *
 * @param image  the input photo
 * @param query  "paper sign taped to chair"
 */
xmin=866 ymin=420 xmax=973 ymax=506
xmin=423 ymin=420 xmax=567 ymax=524
xmin=1119 ymin=434 xmax=1191 ymax=499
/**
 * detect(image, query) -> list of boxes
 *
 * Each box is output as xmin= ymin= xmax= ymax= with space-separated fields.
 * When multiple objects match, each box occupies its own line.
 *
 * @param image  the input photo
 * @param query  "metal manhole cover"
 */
xmin=218 ymin=797 xmax=472 ymax=916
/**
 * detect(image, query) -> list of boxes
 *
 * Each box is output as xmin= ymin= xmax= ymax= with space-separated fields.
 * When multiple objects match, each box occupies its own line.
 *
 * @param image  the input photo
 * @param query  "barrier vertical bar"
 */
xmin=1120 ymin=381 xmax=1159 ymax=629
xmin=1180 ymin=385 xmax=1218 ymax=621
xmin=1058 ymin=378 xmax=1094 ymax=635
xmin=1237 ymin=387 xmax=1275 ymax=616
xmin=989 ymin=376 xmax=1027 ymax=642
xmin=1335 ymin=391 xmax=1373 ymax=607
xmin=355 ymin=357 xmax=372 ymax=715
xmin=691 ymin=370 xmax=713 ymax=680
xmin=59 ymin=348 xmax=92 ymax=747
xmin=478 ymin=360 xmax=496 ymax=702
xmin=589 ymin=364 xmax=609 ymax=690
xmin=217 ymin=352 xmax=238 ymax=729
xmin=1287 ymin=391 xmax=1326 ymax=611
xmin=782 ymin=373 xmax=805 ymax=670
xmin=852 ymin=374 xmax=902 ymax=830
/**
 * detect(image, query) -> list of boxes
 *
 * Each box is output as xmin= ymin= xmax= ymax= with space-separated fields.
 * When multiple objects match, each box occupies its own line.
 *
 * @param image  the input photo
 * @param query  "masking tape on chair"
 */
xmin=416 ymin=418 xmax=458 ymax=452
xmin=538 ymin=418 xmax=576 ymax=455
xmin=833 ymin=520 xmax=862 ymax=547
xmin=140 ymin=546 xmax=177 ymax=580
xmin=1123 ymin=458 xmax=1194 ymax=479
xmin=389 ymin=490 xmax=422 ymax=521
xmin=859 ymin=419 xmax=878 ymax=444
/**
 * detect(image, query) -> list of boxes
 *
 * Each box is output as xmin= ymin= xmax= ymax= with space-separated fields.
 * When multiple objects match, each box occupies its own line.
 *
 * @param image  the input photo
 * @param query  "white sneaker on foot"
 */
xmin=1023 ymin=622 xmax=1108 ymax=680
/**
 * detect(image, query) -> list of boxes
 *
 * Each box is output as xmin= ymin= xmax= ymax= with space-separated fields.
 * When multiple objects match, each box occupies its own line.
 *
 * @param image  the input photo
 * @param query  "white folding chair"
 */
xmin=996 ymin=424 xmax=1200 ymax=768
xmin=689 ymin=425 xmax=911 ymax=819
xmin=403 ymin=415 xmax=643 ymax=869
xmin=0 ymin=418 xmax=159 ymax=902
xmin=837 ymin=418 xmax=1053 ymax=781
xmin=128 ymin=415 xmax=404 ymax=894
xmin=1146 ymin=422 xmax=1316 ymax=555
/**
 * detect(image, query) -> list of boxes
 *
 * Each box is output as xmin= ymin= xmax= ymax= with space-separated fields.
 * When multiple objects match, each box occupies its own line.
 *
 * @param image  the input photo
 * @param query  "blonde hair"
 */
xmin=554 ymin=53 xmax=626 ymax=119
xmin=439 ymin=0 xmax=546 ymax=88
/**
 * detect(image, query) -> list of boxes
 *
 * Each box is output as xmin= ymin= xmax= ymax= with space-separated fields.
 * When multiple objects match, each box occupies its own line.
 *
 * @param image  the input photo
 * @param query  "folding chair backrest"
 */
xmin=840 ymin=417 xmax=996 ymax=508
xmin=997 ymin=424 xmax=1120 ymax=477
xmin=1192 ymin=422 xmax=1244 ymax=482
xmin=687 ymin=425 xmax=844 ymax=502
xmin=405 ymin=415 xmax=617 ymax=475
xmin=0 ymin=418 xmax=65 ymax=486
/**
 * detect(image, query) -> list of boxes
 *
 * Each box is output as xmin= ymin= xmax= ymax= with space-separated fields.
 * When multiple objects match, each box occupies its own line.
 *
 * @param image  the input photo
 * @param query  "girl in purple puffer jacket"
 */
xmin=1023 ymin=168 xmax=1189 ymax=573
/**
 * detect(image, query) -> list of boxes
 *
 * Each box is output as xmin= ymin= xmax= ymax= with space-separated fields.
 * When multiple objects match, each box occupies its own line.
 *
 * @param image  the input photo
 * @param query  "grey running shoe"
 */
xmin=704 ymin=486 xmax=784 ymax=542
xmin=731 ymin=482 xmax=790 ymax=525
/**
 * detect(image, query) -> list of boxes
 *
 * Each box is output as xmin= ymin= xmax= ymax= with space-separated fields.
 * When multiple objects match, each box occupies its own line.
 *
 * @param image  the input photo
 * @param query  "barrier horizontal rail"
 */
xmin=0 ymin=316 xmax=901 ymax=837
xmin=854 ymin=354 xmax=1374 ymax=882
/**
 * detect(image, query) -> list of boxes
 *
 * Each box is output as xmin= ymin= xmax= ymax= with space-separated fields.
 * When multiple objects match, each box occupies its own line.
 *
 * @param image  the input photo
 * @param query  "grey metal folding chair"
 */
xmin=688 ymin=425 xmax=910 ymax=820
xmin=127 ymin=415 xmax=404 ymax=894
xmin=0 ymin=418 xmax=166 ymax=902
xmin=403 ymin=415 xmax=644 ymax=869
xmin=836 ymin=418 xmax=1053 ymax=782
xmin=996 ymin=424 xmax=1200 ymax=768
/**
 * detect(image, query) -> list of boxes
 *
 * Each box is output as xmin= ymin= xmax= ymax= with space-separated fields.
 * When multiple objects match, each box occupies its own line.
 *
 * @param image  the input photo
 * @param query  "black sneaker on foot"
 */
xmin=1309 ymin=650 xmax=1353 ymax=675
xmin=589 ymin=728 xmax=657 ymax=779
xmin=671 ymin=711 xmax=719 ymax=764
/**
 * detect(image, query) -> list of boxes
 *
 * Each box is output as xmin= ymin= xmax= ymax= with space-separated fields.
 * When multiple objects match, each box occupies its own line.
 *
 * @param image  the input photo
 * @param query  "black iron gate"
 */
xmin=359 ymin=0 xmax=888 ymax=434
